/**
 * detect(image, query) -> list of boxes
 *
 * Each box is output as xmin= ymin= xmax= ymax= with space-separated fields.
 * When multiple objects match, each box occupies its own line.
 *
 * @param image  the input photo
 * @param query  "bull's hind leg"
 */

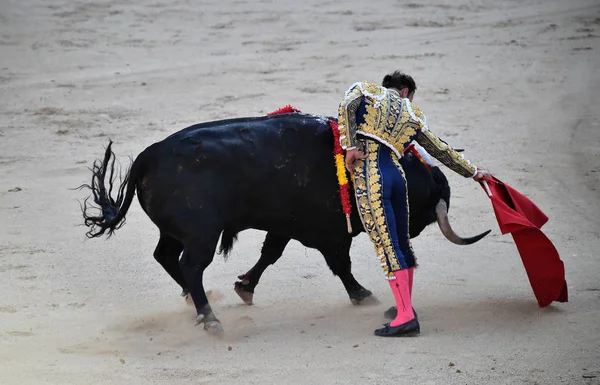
xmin=154 ymin=232 xmax=187 ymax=295
xmin=234 ymin=232 xmax=290 ymax=305
xmin=180 ymin=231 xmax=223 ymax=335
xmin=318 ymin=240 xmax=377 ymax=305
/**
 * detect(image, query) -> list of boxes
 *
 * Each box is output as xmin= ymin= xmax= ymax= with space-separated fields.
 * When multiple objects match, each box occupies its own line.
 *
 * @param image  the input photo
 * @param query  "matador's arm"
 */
xmin=416 ymin=129 xmax=477 ymax=177
xmin=337 ymin=85 xmax=364 ymax=150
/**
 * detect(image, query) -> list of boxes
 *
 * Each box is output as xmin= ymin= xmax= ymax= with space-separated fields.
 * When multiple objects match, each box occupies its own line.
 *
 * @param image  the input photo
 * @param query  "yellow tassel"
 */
xmin=334 ymin=154 xmax=348 ymax=185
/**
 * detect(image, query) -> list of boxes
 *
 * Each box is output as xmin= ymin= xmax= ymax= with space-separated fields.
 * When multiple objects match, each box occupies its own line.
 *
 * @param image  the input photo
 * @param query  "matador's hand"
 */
xmin=473 ymin=168 xmax=492 ymax=181
xmin=345 ymin=148 xmax=368 ymax=175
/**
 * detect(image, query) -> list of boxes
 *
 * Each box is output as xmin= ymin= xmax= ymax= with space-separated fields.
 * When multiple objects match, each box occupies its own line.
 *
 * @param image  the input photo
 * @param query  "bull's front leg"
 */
xmin=318 ymin=240 xmax=377 ymax=305
xmin=234 ymin=232 xmax=290 ymax=305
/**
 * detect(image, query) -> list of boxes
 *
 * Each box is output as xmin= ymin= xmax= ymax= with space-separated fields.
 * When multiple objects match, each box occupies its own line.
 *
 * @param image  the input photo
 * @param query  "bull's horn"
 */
xmin=435 ymin=199 xmax=491 ymax=245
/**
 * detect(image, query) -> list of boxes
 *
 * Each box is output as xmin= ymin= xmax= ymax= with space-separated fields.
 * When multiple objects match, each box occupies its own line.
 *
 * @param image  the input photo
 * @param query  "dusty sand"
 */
xmin=1 ymin=0 xmax=599 ymax=384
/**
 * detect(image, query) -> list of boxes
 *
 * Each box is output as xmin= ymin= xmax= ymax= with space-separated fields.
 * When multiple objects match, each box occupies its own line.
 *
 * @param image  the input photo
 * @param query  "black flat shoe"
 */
xmin=374 ymin=318 xmax=420 ymax=337
xmin=383 ymin=306 xmax=417 ymax=320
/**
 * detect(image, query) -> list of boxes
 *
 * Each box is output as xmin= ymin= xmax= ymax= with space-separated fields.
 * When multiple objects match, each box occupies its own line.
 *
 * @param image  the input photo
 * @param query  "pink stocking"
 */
xmin=389 ymin=269 xmax=415 ymax=327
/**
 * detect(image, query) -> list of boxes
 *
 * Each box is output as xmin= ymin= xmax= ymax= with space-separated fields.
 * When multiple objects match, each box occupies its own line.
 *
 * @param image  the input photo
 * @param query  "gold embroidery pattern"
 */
xmin=361 ymin=82 xmax=385 ymax=97
xmin=394 ymin=101 xmax=419 ymax=146
xmin=353 ymin=140 xmax=404 ymax=279
xmin=352 ymin=82 xmax=420 ymax=155
xmin=338 ymin=86 xmax=364 ymax=149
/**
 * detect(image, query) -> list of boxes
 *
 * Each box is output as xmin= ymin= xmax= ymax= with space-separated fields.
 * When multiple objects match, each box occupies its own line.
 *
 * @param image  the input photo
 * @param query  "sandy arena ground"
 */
xmin=1 ymin=0 xmax=599 ymax=384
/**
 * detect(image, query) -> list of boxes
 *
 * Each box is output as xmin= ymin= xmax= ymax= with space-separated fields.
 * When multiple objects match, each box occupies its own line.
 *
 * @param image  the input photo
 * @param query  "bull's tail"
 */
xmin=79 ymin=141 xmax=141 ymax=238
xmin=218 ymin=229 xmax=238 ymax=259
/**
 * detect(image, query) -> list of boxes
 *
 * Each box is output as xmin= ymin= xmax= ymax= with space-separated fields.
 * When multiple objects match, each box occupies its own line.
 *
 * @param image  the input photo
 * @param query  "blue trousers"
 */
xmin=353 ymin=138 xmax=416 ymax=279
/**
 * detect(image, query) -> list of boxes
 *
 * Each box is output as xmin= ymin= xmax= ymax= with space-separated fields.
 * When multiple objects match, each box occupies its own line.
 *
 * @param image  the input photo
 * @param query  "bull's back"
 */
xmin=159 ymin=113 xmax=336 ymax=185
xmin=140 ymin=114 xmax=345 ymax=234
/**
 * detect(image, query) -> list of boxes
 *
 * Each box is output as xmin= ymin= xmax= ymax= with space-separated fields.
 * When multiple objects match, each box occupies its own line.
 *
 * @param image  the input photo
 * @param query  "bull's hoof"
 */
xmin=204 ymin=320 xmax=224 ymax=336
xmin=237 ymin=274 xmax=250 ymax=285
xmin=349 ymin=289 xmax=377 ymax=305
xmin=234 ymin=282 xmax=254 ymax=305
xmin=384 ymin=306 xmax=397 ymax=320
xmin=384 ymin=306 xmax=417 ymax=320
xmin=195 ymin=313 xmax=224 ymax=336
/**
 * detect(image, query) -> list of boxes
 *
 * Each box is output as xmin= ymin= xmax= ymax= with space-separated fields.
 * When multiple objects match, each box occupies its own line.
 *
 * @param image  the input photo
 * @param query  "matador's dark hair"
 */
xmin=381 ymin=71 xmax=417 ymax=94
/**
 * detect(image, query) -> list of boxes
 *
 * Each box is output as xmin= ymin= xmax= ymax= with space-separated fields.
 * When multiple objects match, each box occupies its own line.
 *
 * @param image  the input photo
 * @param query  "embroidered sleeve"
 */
xmin=414 ymin=120 xmax=477 ymax=178
xmin=337 ymin=84 xmax=364 ymax=150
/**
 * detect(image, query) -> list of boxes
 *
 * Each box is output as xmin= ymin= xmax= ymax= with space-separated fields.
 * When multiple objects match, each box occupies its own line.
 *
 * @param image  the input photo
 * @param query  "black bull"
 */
xmin=82 ymin=112 xmax=490 ymax=334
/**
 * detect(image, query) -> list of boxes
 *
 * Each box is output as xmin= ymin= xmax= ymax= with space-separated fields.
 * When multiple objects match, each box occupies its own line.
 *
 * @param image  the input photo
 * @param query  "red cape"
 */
xmin=481 ymin=177 xmax=568 ymax=307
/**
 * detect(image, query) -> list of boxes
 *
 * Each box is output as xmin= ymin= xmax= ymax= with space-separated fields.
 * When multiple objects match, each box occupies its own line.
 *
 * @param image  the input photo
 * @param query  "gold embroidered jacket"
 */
xmin=337 ymin=81 xmax=477 ymax=178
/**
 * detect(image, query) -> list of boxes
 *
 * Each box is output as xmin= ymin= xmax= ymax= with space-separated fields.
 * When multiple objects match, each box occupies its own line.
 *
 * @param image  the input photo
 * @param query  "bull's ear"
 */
xmin=455 ymin=148 xmax=464 ymax=152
